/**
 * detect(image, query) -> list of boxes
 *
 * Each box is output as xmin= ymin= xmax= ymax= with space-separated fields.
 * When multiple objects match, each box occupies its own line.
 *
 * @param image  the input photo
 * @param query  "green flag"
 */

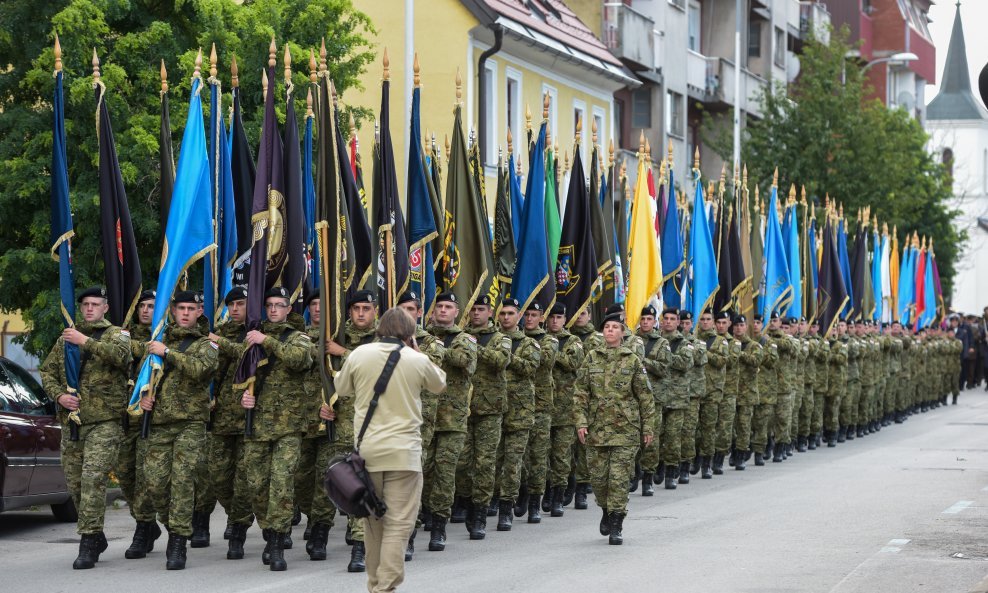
xmin=545 ymin=148 xmax=562 ymax=267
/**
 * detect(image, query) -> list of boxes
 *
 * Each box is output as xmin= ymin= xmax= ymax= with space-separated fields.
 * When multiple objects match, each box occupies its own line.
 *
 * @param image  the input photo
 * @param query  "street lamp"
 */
xmin=862 ymin=52 xmax=919 ymax=72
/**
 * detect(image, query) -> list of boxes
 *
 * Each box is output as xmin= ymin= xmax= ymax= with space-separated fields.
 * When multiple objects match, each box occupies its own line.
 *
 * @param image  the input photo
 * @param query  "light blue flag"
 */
xmin=303 ymin=111 xmax=317 ymax=291
xmin=897 ymin=245 xmax=915 ymax=325
xmin=661 ymin=167 xmax=684 ymax=307
xmin=687 ymin=176 xmax=718 ymax=322
xmin=407 ymin=86 xmax=438 ymax=314
xmin=837 ymin=219 xmax=853 ymax=319
xmin=509 ymin=154 xmax=524 ymax=246
xmin=782 ymin=203 xmax=801 ymax=318
xmin=511 ymin=122 xmax=549 ymax=309
xmin=872 ymin=227 xmax=882 ymax=322
xmin=129 ymin=77 xmax=216 ymax=414
xmin=920 ymin=250 xmax=936 ymax=329
xmin=206 ymin=79 xmax=236 ymax=326
xmin=761 ymin=186 xmax=792 ymax=320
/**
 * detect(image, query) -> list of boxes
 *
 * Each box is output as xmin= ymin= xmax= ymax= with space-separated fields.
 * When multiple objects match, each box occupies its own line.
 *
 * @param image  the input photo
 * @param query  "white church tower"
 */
xmin=926 ymin=1 xmax=988 ymax=314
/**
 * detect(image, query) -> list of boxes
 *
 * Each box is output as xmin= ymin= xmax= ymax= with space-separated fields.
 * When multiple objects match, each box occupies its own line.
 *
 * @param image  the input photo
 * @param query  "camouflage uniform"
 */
xmin=859 ymin=334 xmax=879 ymax=428
xmin=659 ymin=330 xmax=694 ymax=466
xmin=681 ymin=336 xmax=707 ymax=464
xmin=494 ymin=327 xmax=539 ymax=503
xmin=524 ymin=326 xmax=558 ymax=500
xmin=697 ymin=328 xmax=729 ymax=458
xmin=547 ymin=327 xmax=584 ymax=488
xmin=811 ymin=335 xmax=830 ymax=437
xmin=797 ymin=335 xmax=814 ymax=441
xmin=138 ymin=322 xmax=217 ymax=537
xmin=750 ymin=333 xmax=779 ymax=453
xmin=732 ymin=334 xmax=762 ymax=453
xmin=574 ymin=344 xmax=655 ymax=515
xmin=40 ymin=319 xmax=130 ymax=535
xmin=636 ymin=328 xmax=669 ymax=472
xmin=767 ymin=328 xmax=797 ymax=447
xmin=715 ymin=333 xmax=741 ymax=458
xmin=422 ymin=324 xmax=476 ymax=519
xmin=841 ymin=334 xmax=862 ymax=430
xmin=825 ymin=337 xmax=848 ymax=433
xmin=898 ymin=334 xmax=913 ymax=416
xmin=790 ymin=335 xmax=808 ymax=442
xmin=295 ymin=326 xmax=333 ymax=532
xmin=241 ymin=317 xmax=312 ymax=535
xmin=116 ymin=320 xmax=155 ymax=523
xmin=415 ymin=327 xmax=446 ymax=462
xmin=457 ymin=322 xmax=511 ymax=507
xmin=569 ymin=323 xmax=602 ymax=484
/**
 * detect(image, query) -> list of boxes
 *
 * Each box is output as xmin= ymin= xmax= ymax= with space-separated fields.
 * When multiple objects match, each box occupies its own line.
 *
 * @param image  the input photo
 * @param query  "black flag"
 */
xmin=159 ymin=60 xmax=175 ymax=245
xmin=230 ymin=55 xmax=256 ymax=286
xmin=336 ymin=105 xmax=372 ymax=294
xmin=374 ymin=70 xmax=409 ymax=309
xmin=817 ymin=217 xmax=849 ymax=338
xmin=556 ymin=148 xmax=598 ymax=324
xmin=283 ymin=68 xmax=307 ymax=311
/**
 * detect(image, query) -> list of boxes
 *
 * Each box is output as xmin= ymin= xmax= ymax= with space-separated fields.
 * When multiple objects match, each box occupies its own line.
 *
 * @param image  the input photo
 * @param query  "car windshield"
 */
xmin=0 ymin=360 xmax=49 ymax=416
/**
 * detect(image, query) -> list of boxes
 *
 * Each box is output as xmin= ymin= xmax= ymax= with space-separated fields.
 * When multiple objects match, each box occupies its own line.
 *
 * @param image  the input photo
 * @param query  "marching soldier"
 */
xmin=696 ymin=310 xmax=729 ymax=479
xmin=712 ymin=311 xmax=739 ymax=474
xmin=658 ymin=307 xmax=693 ymax=489
xmin=750 ymin=314 xmax=779 ymax=465
xmin=826 ymin=321 xmax=849 ymax=446
xmin=729 ymin=315 xmax=762 ymax=470
xmin=574 ymin=309 xmax=655 ymax=545
xmin=424 ymin=292 xmax=477 ymax=551
xmin=569 ymin=307 xmax=602 ymax=507
xmin=635 ymin=304 xmax=668 ymax=495
xmin=520 ymin=302 xmax=558 ymax=523
xmin=678 ymin=311 xmax=706 ymax=483
xmin=810 ymin=321 xmax=830 ymax=448
xmin=40 ymin=286 xmax=131 ymax=569
xmin=840 ymin=320 xmax=862 ymax=442
xmin=797 ymin=318 xmax=815 ymax=452
xmin=138 ymin=290 xmax=218 ymax=570
xmin=546 ymin=303 xmax=584 ymax=514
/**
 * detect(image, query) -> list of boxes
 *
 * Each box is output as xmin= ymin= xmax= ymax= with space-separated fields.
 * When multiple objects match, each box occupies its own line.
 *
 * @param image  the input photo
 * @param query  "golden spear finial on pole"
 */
xmin=507 ymin=127 xmax=513 ymax=155
xmin=455 ymin=68 xmax=462 ymax=105
xmin=772 ymin=167 xmax=779 ymax=188
xmin=268 ymin=37 xmax=276 ymax=68
xmin=638 ymin=130 xmax=645 ymax=156
xmin=209 ymin=43 xmax=218 ymax=79
xmin=444 ymin=134 xmax=451 ymax=159
xmin=349 ymin=112 xmax=356 ymax=140
xmin=160 ymin=59 xmax=168 ymax=95
xmin=306 ymin=87 xmax=313 ymax=118
xmin=261 ymin=68 xmax=268 ymax=100
xmin=575 ymin=115 xmax=582 ymax=146
xmin=525 ymin=103 xmax=532 ymax=132
xmin=543 ymin=92 xmax=549 ymax=119
xmin=283 ymin=43 xmax=292 ymax=85
xmin=608 ymin=138 xmax=615 ymax=166
xmin=382 ymin=47 xmax=390 ymax=81
xmin=693 ymin=146 xmax=700 ymax=174
xmin=54 ymin=34 xmax=62 ymax=72
xmin=92 ymin=48 xmax=100 ymax=83
xmin=591 ymin=117 xmax=598 ymax=146
xmin=309 ymin=49 xmax=317 ymax=84
xmin=194 ymin=48 xmax=202 ymax=78
xmin=788 ymin=184 xmax=796 ymax=204
xmin=231 ymin=54 xmax=239 ymax=88
xmin=413 ymin=52 xmax=420 ymax=88
xmin=319 ymin=38 xmax=328 ymax=73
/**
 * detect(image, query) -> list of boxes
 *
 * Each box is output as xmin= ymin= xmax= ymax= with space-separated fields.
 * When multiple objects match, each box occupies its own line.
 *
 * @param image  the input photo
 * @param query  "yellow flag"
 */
xmin=625 ymin=156 xmax=663 ymax=330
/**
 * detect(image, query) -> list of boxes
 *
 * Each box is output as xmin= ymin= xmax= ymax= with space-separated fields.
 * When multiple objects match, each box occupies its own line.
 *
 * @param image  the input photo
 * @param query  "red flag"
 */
xmin=913 ymin=247 xmax=926 ymax=331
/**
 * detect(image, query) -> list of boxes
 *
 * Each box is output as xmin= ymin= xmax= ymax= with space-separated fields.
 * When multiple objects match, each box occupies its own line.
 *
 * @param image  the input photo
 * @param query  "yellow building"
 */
xmin=0 ymin=311 xmax=40 ymax=377
xmin=346 ymin=0 xmax=635 ymax=209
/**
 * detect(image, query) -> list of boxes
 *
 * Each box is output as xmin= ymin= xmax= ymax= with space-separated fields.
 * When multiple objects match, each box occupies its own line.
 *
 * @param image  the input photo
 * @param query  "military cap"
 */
xmin=348 ymin=289 xmax=376 ymax=307
xmin=799 ymin=315 xmax=807 ymax=322
xmin=550 ymin=302 xmax=567 ymax=316
xmin=703 ymin=307 xmax=714 ymax=316
xmin=138 ymin=289 xmax=157 ymax=304
xmin=172 ymin=290 xmax=202 ymax=304
xmin=714 ymin=310 xmax=731 ymax=321
xmin=304 ymin=288 xmax=320 ymax=309
xmin=785 ymin=317 xmax=798 ymax=325
xmin=224 ymin=286 xmax=248 ymax=305
xmin=396 ymin=290 xmax=419 ymax=306
xmin=641 ymin=304 xmax=657 ymax=318
xmin=769 ymin=311 xmax=780 ymax=320
xmin=435 ymin=291 xmax=458 ymax=305
xmin=527 ymin=301 xmax=543 ymax=312
xmin=662 ymin=306 xmax=680 ymax=316
xmin=602 ymin=310 xmax=624 ymax=326
xmin=502 ymin=296 xmax=521 ymax=310
xmin=605 ymin=303 xmax=625 ymax=316
xmin=77 ymin=286 xmax=107 ymax=302
xmin=679 ymin=310 xmax=693 ymax=321
xmin=476 ymin=294 xmax=492 ymax=307
xmin=847 ymin=319 xmax=856 ymax=327
xmin=753 ymin=313 xmax=764 ymax=322
xmin=265 ymin=286 xmax=290 ymax=300
xmin=733 ymin=314 xmax=748 ymax=324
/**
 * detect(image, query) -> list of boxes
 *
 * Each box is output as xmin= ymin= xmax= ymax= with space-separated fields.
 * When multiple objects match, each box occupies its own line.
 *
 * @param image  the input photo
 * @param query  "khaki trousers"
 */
xmin=364 ymin=470 xmax=423 ymax=593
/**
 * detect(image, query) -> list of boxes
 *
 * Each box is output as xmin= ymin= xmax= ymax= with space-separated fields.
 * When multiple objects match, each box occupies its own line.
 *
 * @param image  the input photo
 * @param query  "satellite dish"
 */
xmin=787 ymin=55 xmax=801 ymax=82
xmin=897 ymin=91 xmax=915 ymax=113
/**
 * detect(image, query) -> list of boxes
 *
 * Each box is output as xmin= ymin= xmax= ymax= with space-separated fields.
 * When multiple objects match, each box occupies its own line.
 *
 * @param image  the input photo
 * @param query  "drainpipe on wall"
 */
xmin=478 ymin=24 xmax=504 ymax=168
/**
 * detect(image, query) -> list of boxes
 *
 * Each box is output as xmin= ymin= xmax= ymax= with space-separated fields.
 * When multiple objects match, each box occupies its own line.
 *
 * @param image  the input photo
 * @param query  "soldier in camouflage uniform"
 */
xmin=788 ymin=319 xmax=809 ymax=456
xmin=137 ymin=290 xmax=218 ymax=570
xmin=750 ymin=314 xmax=779 ymax=465
xmin=424 ymin=292 xmax=477 ymax=552
xmin=897 ymin=323 xmax=914 ymax=422
xmin=658 ymin=308 xmax=694 ymax=489
xmin=880 ymin=323 xmax=898 ymax=427
xmin=696 ymin=310 xmax=729 ymax=478
xmin=858 ymin=322 xmax=879 ymax=436
xmin=839 ymin=320 xmax=861 ymax=442
xmin=825 ymin=322 xmax=849 ymax=446
xmin=41 ymin=286 xmax=130 ymax=570
xmin=765 ymin=316 xmax=796 ymax=462
xmin=810 ymin=321 xmax=830 ymax=447
xmin=521 ymin=302 xmax=558 ymax=522
xmin=568 ymin=308 xmax=602 ymax=507
xmin=200 ymin=287 xmax=253 ymax=560
xmin=117 ymin=289 xmax=163 ymax=560
xmin=729 ymin=315 xmax=761 ymax=470
xmin=458 ymin=295 xmax=511 ymax=539
xmin=713 ymin=311 xmax=739 ymax=474
xmin=678 ymin=311 xmax=706 ymax=483
xmin=796 ymin=318 xmax=815 ymax=452
xmin=574 ymin=310 xmax=655 ymax=546
xmin=545 ymin=303 xmax=583 ymax=515
xmin=635 ymin=305 xmax=668 ymax=495
xmin=238 ymin=287 xmax=312 ymax=571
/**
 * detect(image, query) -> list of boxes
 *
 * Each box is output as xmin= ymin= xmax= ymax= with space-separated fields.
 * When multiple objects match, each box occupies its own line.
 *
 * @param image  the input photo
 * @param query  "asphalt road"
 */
xmin=4 ymin=392 xmax=988 ymax=593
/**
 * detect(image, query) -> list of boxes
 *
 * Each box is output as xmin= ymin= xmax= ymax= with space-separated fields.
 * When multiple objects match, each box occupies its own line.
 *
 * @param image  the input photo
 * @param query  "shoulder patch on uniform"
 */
xmin=533 ymin=341 xmax=541 ymax=349
xmin=464 ymin=335 xmax=477 ymax=343
xmin=210 ymin=341 xmax=219 ymax=350
xmin=119 ymin=329 xmax=130 ymax=337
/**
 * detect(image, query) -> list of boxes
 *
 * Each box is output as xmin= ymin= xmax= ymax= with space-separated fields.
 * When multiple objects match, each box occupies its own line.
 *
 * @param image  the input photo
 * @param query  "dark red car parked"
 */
xmin=0 ymin=355 xmax=76 ymax=521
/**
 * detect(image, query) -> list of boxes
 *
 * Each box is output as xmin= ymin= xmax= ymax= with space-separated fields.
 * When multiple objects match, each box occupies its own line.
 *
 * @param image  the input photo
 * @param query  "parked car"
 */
xmin=0 ymin=355 xmax=76 ymax=521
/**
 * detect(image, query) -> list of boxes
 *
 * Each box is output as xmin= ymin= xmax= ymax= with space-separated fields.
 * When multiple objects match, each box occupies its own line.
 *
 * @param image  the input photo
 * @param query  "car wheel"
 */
xmin=51 ymin=498 xmax=78 ymax=522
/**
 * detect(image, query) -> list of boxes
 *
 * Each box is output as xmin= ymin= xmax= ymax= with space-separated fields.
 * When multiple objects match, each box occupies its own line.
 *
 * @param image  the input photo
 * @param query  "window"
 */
xmin=669 ymin=0 xmax=685 ymax=9
xmin=483 ymin=62 xmax=497 ymax=166
xmin=614 ymin=98 xmax=626 ymax=149
xmin=942 ymin=148 xmax=954 ymax=182
xmin=748 ymin=21 xmax=762 ymax=57
xmin=0 ymin=362 xmax=48 ymax=416
xmin=505 ymin=70 xmax=521 ymax=157
xmin=631 ymin=88 xmax=651 ymax=129
xmin=666 ymin=90 xmax=684 ymax=138
xmin=774 ymin=27 xmax=786 ymax=67
xmin=688 ymin=2 xmax=701 ymax=52
xmin=593 ymin=107 xmax=605 ymax=155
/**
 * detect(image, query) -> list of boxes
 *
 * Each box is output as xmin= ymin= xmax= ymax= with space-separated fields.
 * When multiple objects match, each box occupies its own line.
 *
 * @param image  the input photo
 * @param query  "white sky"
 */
xmin=924 ymin=0 xmax=988 ymax=105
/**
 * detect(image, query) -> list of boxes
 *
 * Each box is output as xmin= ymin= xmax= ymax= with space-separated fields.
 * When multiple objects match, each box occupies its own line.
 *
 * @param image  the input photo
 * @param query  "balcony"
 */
xmin=799 ymin=2 xmax=831 ymax=44
xmin=602 ymin=3 xmax=655 ymax=70
xmin=688 ymin=51 xmax=768 ymax=119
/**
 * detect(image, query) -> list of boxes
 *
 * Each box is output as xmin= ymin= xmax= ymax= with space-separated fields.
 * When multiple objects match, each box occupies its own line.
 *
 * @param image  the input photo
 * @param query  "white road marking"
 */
xmin=943 ymin=500 xmax=974 ymax=514
xmin=880 ymin=538 xmax=910 ymax=553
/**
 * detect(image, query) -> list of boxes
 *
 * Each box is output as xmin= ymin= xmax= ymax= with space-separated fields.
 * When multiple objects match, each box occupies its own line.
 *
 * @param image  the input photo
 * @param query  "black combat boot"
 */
xmin=689 ymin=456 xmax=700 ymax=476
xmin=678 ymin=461 xmax=690 ymax=484
xmin=827 ymin=430 xmax=837 ymax=447
xmin=306 ymin=523 xmax=329 ymax=561
xmin=73 ymin=533 xmax=103 ymax=569
xmin=563 ymin=475 xmax=576 ymax=506
xmin=815 ymin=432 xmax=824 ymax=447
xmin=838 ymin=426 xmax=847 ymax=442
xmin=303 ymin=522 xmax=312 ymax=540
xmin=550 ymin=486 xmax=565 ymax=517
xmin=405 ymin=530 xmax=415 ymax=561
xmin=664 ymin=472 xmax=678 ymax=490
xmin=262 ymin=528 xmax=272 ymax=565
xmin=735 ymin=451 xmax=747 ymax=470
xmin=712 ymin=452 xmax=725 ymax=475
xmin=292 ymin=505 xmax=301 ymax=526
xmin=471 ymin=505 xmax=487 ymax=540
xmin=190 ymin=511 xmax=210 ymax=548
xmin=772 ymin=442 xmax=784 ymax=463
xmin=227 ymin=523 xmax=246 ymax=560
xmin=655 ymin=463 xmax=666 ymax=482
xmin=125 ymin=521 xmax=151 ymax=559
xmin=542 ymin=481 xmax=553 ymax=512
xmin=608 ymin=512 xmax=624 ymax=545
xmin=797 ymin=436 xmax=808 ymax=453
xmin=487 ymin=496 xmax=498 ymax=517
xmin=765 ymin=437 xmax=774 ymax=460
xmin=807 ymin=434 xmax=817 ymax=450
xmin=754 ymin=451 xmax=765 ymax=466
xmin=428 ymin=517 xmax=447 ymax=551
xmin=700 ymin=456 xmax=713 ymax=479
xmin=450 ymin=496 xmax=467 ymax=523
xmin=628 ymin=463 xmax=642 ymax=493
xmin=641 ymin=472 xmax=654 ymax=496
xmin=527 ymin=495 xmax=542 ymax=523
xmin=856 ymin=425 xmax=865 ymax=438
xmin=728 ymin=450 xmax=737 ymax=467
xmin=165 ymin=532 xmax=188 ymax=570
xmin=283 ymin=529 xmax=293 ymax=550
xmin=224 ymin=523 xmax=234 ymax=540
xmin=953 ymin=394 xmax=958 ymax=405
xmin=464 ymin=502 xmax=476 ymax=537
xmin=599 ymin=508 xmax=610 ymax=536
xmin=421 ymin=509 xmax=433 ymax=532
xmin=497 ymin=500 xmax=513 ymax=531
xmin=268 ymin=532 xmax=287 ymax=572
xmin=845 ymin=425 xmax=855 ymax=441
xmin=574 ymin=484 xmax=589 ymax=510
xmin=347 ymin=541 xmax=365 ymax=572
xmin=514 ymin=485 xmax=529 ymax=518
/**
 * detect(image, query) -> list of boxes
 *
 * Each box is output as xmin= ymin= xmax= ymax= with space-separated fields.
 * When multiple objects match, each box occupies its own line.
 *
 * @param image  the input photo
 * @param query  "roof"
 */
xmin=927 ymin=2 xmax=988 ymax=121
xmin=462 ymin=0 xmax=633 ymax=84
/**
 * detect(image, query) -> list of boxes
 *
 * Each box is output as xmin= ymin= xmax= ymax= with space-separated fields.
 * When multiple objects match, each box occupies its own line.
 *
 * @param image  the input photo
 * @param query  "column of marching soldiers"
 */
xmin=39 ymin=37 xmax=964 ymax=573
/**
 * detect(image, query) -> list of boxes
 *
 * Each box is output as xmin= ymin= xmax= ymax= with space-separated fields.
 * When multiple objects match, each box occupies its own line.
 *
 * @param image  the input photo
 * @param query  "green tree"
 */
xmin=0 ymin=0 xmax=374 ymax=358
xmin=705 ymin=27 xmax=963 ymax=299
